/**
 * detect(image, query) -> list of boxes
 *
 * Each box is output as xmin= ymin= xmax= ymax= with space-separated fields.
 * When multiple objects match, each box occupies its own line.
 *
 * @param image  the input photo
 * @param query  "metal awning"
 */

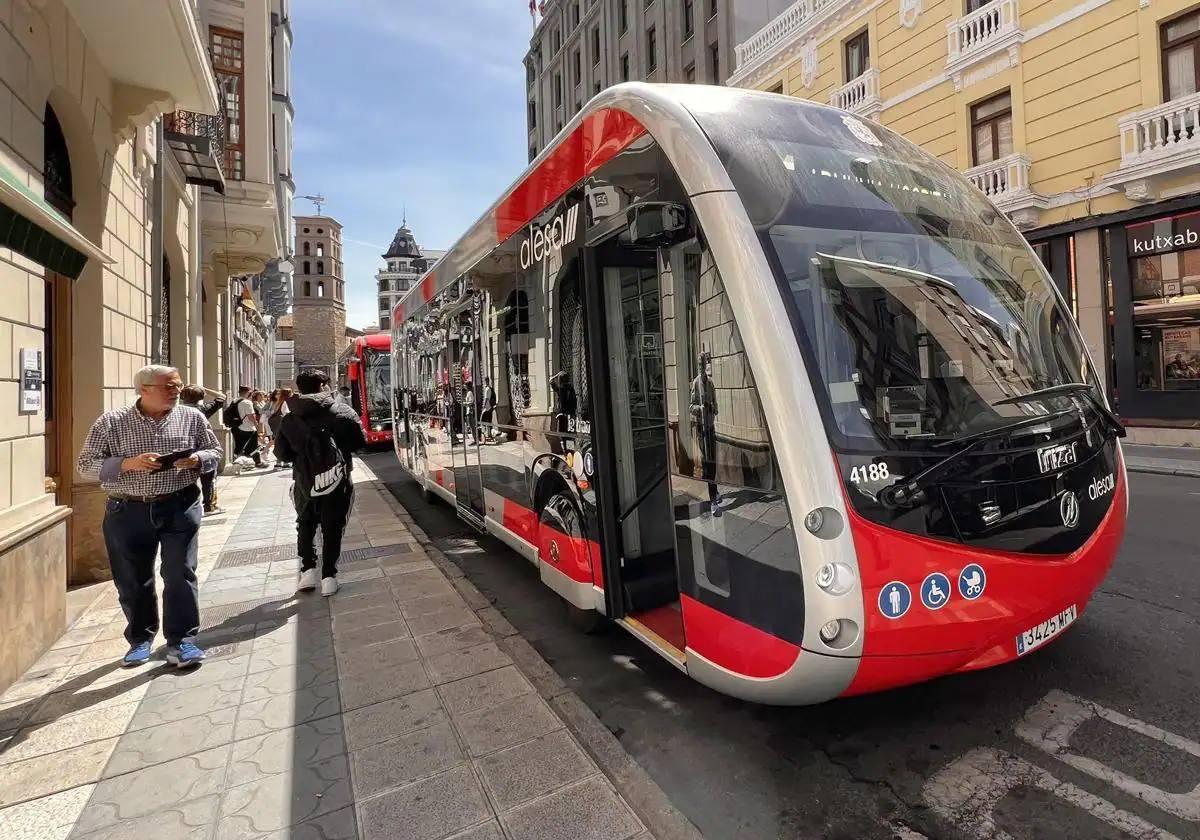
xmin=0 ymin=164 xmax=113 ymax=279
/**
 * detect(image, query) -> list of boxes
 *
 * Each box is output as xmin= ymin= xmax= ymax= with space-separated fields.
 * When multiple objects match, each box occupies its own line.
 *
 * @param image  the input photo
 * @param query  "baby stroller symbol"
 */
xmin=958 ymin=564 xmax=987 ymax=600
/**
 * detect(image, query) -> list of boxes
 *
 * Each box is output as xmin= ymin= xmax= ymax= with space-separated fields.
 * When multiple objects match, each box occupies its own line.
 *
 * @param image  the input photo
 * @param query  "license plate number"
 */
xmin=1037 ymin=441 xmax=1078 ymax=474
xmin=1016 ymin=604 xmax=1078 ymax=656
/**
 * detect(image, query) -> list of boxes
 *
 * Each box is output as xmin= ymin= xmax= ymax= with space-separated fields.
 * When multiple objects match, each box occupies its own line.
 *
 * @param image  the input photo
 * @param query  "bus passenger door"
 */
xmin=451 ymin=299 xmax=486 ymax=524
xmin=584 ymin=243 xmax=684 ymax=652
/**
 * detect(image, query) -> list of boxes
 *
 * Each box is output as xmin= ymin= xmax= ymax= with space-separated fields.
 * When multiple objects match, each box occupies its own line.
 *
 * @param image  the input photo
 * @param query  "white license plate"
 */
xmin=1016 ymin=604 xmax=1078 ymax=656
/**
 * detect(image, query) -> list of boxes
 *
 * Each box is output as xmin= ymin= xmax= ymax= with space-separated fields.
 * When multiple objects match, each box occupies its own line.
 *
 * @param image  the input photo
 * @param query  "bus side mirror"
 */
xmin=627 ymin=202 xmax=689 ymax=246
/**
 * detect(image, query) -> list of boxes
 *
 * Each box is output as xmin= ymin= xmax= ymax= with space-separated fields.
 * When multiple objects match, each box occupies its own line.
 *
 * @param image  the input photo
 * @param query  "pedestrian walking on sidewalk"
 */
xmin=226 ymin=386 xmax=262 ymax=467
xmin=180 ymin=384 xmax=226 ymax=515
xmin=273 ymin=369 xmax=366 ymax=596
xmin=76 ymin=365 xmax=221 ymax=668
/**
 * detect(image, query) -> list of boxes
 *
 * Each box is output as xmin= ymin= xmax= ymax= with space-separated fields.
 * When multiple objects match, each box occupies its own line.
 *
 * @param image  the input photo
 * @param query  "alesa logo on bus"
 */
xmin=520 ymin=204 xmax=581 ymax=270
xmin=1089 ymin=472 xmax=1115 ymax=501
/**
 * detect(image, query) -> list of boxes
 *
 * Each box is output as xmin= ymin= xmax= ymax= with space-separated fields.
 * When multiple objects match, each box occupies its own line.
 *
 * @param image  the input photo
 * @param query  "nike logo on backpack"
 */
xmin=311 ymin=463 xmax=345 ymax=496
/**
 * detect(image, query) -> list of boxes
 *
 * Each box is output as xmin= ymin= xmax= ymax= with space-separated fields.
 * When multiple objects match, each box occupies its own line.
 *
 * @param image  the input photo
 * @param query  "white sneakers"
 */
xmin=321 ymin=576 xmax=339 ymax=596
xmin=297 ymin=569 xmax=319 ymax=592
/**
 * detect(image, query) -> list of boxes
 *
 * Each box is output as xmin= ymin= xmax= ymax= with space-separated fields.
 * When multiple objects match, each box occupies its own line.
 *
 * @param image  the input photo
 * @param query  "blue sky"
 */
xmin=290 ymin=0 xmax=533 ymax=329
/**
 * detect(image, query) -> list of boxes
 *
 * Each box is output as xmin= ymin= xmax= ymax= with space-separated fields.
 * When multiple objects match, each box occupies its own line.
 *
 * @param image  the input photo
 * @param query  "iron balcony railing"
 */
xmin=164 ymin=109 xmax=227 ymax=194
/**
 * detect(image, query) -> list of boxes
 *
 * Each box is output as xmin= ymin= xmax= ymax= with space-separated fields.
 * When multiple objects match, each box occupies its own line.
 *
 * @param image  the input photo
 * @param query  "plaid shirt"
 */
xmin=77 ymin=402 xmax=222 ymax=496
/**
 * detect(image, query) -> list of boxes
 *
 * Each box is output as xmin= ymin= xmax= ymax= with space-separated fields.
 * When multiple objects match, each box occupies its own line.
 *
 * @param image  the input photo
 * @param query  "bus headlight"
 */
xmin=815 ymin=562 xmax=855 ymax=595
xmin=372 ymin=424 xmax=383 ymax=432
xmin=803 ymin=506 xmax=843 ymax=539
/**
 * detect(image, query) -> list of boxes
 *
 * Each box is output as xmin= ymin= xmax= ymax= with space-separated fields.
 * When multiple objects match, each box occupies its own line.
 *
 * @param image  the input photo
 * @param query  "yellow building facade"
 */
xmin=730 ymin=0 xmax=1200 ymax=444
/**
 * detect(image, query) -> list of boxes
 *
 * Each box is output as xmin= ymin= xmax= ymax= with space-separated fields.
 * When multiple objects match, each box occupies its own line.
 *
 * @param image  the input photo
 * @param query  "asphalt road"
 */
xmin=366 ymin=453 xmax=1200 ymax=840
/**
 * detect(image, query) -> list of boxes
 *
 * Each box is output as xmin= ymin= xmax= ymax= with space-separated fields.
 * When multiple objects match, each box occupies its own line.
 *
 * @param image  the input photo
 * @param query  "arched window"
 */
xmin=316 ymin=243 xmax=324 ymax=257
xmin=304 ymin=280 xmax=311 ymax=296
xmin=303 ymin=260 xmax=310 ymax=274
xmin=43 ymin=105 xmax=74 ymax=220
xmin=317 ymin=261 xmax=325 ymax=275
xmin=318 ymin=281 xmax=325 ymax=297
xmin=302 ymin=241 xmax=310 ymax=255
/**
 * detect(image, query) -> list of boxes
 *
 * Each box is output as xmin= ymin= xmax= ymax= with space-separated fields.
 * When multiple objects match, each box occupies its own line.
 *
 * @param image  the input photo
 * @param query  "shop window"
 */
xmin=1162 ymin=9 xmax=1200 ymax=101
xmin=971 ymin=91 xmax=1013 ymax=166
xmin=844 ymin=29 xmax=869 ymax=81
xmin=1127 ymin=212 xmax=1200 ymax=392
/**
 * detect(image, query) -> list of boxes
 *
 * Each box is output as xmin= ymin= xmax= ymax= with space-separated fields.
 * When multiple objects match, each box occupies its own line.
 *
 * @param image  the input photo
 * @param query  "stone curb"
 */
xmin=1125 ymin=462 xmax=1200 ymax=479
xmin=389 ymin=490 xmax=704 ymax=840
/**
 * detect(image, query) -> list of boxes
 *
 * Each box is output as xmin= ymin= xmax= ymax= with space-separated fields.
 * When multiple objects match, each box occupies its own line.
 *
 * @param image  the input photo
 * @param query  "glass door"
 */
xmin=451 ymin=297 xmax=486 ymax=520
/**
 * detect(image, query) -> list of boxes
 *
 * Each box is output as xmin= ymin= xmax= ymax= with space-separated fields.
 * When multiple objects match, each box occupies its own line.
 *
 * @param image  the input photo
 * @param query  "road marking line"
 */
xmin=1016 ymin=689 xmax=1200 ymax=821
xmin=923 ymin=748 xmax=1181 ymax=840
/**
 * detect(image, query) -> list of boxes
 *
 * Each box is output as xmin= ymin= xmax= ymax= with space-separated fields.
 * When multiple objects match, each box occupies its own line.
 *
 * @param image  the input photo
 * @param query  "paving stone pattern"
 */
xmin=0 ymin=464 xmax=648 ymax=840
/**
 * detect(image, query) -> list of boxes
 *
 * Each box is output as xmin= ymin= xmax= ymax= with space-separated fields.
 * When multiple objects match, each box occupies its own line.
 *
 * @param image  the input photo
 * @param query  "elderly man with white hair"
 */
xmin=77 ymin=364 xmax=222 ymax=667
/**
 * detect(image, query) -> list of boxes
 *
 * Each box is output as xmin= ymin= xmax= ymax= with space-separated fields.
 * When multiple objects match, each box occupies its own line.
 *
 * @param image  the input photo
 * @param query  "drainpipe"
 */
xmin=188 ymin=185 xmax=202 ymax=383
xmin=149 ymin=120 xmax=165 ymax=364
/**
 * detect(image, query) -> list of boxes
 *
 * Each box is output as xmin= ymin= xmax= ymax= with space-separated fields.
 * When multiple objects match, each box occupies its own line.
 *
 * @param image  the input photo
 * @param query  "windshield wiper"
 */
xmin=877 ymin=409 xmax=1075 ymax=509
xmin=992 ymin=383 xmax=1125 ymax=439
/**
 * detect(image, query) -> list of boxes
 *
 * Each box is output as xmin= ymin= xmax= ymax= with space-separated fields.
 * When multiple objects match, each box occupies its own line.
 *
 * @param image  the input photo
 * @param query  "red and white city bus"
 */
xmin=342 ymin=333 xmax=393 ymax=446
xmin=388 ymin=84 xmax=1128 ymax=705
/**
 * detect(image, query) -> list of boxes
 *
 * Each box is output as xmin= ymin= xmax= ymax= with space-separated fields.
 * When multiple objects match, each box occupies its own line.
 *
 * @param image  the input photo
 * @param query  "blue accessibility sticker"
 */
xmin=920 ymin=572 xmax=952 ymax=611
xmin=958 ymin=564 xmax=987 ymax=600
xmin=878 ymin=581 xmax=912 ymax=620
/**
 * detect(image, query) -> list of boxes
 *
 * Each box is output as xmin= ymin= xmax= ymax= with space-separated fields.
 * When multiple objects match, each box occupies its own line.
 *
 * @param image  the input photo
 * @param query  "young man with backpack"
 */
xmin=273 ymin=369 xmax=366 ymax=595
xmin=223 ymin=386 xmax=262 ymax=467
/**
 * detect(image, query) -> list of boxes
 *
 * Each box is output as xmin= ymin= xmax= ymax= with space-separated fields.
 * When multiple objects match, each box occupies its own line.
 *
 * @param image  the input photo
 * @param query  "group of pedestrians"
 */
xmin=226 ymin=386 xmax=295 ymax=468
xmin=76 ymin=365 xmax=366 ymax=670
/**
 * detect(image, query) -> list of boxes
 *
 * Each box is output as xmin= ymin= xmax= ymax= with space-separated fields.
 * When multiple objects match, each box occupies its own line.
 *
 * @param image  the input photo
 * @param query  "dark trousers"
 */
xmin=295 ymin=483 xmax=354 ymax=578
xmin=200 ymin=470 xmax=216 ymax=510
xmin=699 ymin=426 xmax=719 ymax=503
xmin=102 ymin=486 xmax=202 ymax=647
xmin=232 ymin=427 xmax=261 ymax=465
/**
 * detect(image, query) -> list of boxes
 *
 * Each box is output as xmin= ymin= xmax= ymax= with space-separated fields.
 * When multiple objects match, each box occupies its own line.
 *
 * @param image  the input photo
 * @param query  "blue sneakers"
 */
xmin=122 ymin=641 xmax=152 ymax=666
xmin=165 ymin=642 xmax=206 ymax=668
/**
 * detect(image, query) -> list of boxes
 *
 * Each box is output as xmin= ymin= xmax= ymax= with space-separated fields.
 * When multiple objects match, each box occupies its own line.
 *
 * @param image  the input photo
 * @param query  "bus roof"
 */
xmin=354 ymin=333 xmax=390 ymax=350
xmin=393 ymin=82 xmax=802 ymax=326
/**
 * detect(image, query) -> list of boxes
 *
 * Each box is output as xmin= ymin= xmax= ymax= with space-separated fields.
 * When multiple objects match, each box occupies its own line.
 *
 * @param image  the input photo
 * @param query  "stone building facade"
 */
xmin=0 ymin=0 xmax=219 ymax=689
xmin=376 ymin=223 xmax=443 ymax=331
xmin=524 ymin=0 xmax=737 ymax=160
xmin=292 ymin=214 xmax=346 ymax=378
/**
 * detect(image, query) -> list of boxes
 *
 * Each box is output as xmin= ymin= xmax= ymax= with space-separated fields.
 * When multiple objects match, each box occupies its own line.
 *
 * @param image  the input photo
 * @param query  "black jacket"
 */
xmin=274 ymin=391 xmax=367 ymax=482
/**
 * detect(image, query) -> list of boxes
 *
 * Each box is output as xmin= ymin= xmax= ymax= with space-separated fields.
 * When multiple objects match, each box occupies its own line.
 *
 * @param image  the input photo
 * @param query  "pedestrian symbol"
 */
xmin=878 ymin=581 xmax=911 ymax=620
xmin=920 ymin=572 xmax=952 ymax=611
xmin=958 ymin=563 xmax=987 ymax=600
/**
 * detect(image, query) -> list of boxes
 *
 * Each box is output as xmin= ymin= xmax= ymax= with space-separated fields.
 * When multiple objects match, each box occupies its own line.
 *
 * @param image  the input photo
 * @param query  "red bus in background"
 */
xmin=342 ymin=334 xmax=393 ymax=446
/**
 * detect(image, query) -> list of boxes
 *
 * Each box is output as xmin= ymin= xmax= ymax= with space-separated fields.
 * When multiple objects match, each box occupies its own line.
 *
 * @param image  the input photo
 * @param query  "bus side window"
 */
xmin=667 ymin=243 xmax=777 ymax=493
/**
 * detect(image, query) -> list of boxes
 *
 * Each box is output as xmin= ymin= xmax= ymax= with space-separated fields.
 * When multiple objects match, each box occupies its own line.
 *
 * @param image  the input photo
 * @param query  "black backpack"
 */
xmin=296 ymin=418 xmax=347 ymax=498
xmin=222 ymin=399 xmax=243 ymax=428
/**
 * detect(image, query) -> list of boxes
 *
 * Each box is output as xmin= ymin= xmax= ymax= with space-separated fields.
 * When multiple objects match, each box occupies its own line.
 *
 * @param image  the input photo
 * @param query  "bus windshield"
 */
xmin=690 ymin=98 xmax=1095 ymax=452
xmin=363 ymin=348 xmax=391 ymax=426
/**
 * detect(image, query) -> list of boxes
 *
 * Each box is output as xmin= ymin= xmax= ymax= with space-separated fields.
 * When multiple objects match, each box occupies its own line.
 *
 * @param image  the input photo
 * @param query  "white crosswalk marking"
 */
xmin=1016 ymin=689 xmax=1200 ymax=822
xmin=923 ymin=747 xmax=1182 ymax=840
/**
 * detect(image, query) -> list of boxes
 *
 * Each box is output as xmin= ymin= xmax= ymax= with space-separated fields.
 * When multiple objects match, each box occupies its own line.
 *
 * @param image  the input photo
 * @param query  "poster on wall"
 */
xmin=1161 ymin=327 xmax=1200 ymax=390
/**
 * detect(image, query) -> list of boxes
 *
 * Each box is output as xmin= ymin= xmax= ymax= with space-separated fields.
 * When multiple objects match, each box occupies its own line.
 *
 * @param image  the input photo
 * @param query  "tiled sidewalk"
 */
xmin=0 ymin=464 xmax=650 ymax=840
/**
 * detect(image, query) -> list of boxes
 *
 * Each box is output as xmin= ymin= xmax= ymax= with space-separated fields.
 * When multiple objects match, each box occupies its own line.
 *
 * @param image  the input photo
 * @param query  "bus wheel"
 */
xmin=538 ymin=494 xmax=604 ymax=635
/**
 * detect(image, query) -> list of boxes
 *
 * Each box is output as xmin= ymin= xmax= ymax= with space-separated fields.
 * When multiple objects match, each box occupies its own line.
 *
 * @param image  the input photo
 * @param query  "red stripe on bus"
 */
xmin=501 ymin=498 xmax=539 ymax=547
xmin=680 ymin=594 xmax=800 ymax=679
xmin=495 ymin=108 xmax=646 ymax=242
xmin=419 ymin=274 xmax=436 ymax=304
